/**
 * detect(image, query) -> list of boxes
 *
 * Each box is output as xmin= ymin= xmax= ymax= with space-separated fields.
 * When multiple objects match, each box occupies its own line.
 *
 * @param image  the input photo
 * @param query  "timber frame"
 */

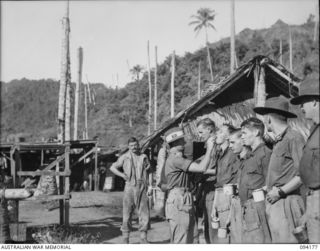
xmin=0 ymin=140 xmax=98 ymax=226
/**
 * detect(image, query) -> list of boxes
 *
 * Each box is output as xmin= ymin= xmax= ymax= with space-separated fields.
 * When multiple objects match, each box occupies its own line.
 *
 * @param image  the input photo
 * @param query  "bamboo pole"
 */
xmin=198 ymin=61 xmax=201 ymax=100
xmin=147 ymin=41 xmax=152 ymax=135
xmin=57 ymin=1 xmax=70 ymax=143
xmin=279 ymin=39 xmax=283 ymax=64
xmin=289 ymin=28 xmax=292 ymax=70
xmin=170 ymin=50 xmax=175 ymax=118
xmin=230 ymin=0 xmax=235 ymax=74
xmin=154 ymin=46 xmax=158 ymax=130
xmin=74 ymin=47 xmax=83 ymax=140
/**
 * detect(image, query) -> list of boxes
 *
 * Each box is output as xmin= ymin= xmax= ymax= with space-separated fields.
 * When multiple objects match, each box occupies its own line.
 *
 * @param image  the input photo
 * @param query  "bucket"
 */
xmin=218 ymin=227 xmax=228 ymax=239
xmin=252 ymin=188 xmax=265 ymax=202
xmin=223 ymin=184 xmax=236 ymax=196
xmin=211 ymin=217 xmax=220 ymax=229
xmin=292 ymin=225 xmax=308 ymax=243
xmin=103 ymin=176 xmax=115 ymax=191
xmin=9 ymin=223 xmax=27 ymax=242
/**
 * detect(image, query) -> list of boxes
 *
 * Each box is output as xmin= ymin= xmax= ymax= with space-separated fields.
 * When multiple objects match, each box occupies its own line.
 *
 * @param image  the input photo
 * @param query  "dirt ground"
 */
xmin=19 ymin=191 xmax=206 ymax=244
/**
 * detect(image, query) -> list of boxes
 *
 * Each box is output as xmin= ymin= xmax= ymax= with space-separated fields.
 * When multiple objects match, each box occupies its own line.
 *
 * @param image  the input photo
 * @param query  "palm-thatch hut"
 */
xmin=141 ymin=55 xmax=311 ymax=158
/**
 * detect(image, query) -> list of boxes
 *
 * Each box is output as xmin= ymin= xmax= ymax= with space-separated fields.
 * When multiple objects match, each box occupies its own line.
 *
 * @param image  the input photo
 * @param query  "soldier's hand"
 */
xmin=206 ymin=136 xmax=215 ymax=150
xmin=147 ymin=186 xmax=153 ymax=196
xmin=122 ymin=174 xmax=129 ymax=181
xmin=266 ymin=186 xmax=280 ymax=204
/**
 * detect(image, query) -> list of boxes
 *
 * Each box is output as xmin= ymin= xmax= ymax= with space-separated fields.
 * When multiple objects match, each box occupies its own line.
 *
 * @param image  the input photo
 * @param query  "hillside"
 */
xmin=1 ymin=17 xmax=318 ymax=148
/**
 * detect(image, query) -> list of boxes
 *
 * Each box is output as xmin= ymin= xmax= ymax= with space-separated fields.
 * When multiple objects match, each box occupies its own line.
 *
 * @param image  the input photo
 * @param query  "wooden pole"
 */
xmin=154 ymin=46 xmax=158 ymax=130
xmin=254 ymin=65 xmax=266 ymax=107
xmin=198 ymin=61 xmax=201 ymax=100
xmin=170 ymin=50 xmax=175 ymax=118
xmin=314 ymin=1 xmax=319 ymax=42
xmin=279 ymin=39 xmax=283 ymax=64
xmin=74 ymin=47 xmax=83 ymax=140
xmin=65 ymin=77 xmax=71 ymax=141
xmin=57 ymin=0 xmax=70 ymax=143
xmin=64 ymin=144 xmax=70 ymax=225
xmin=147 ymin=41 xmax=152 ymax=135
xmin=289 ymin=27 xmax=292 ymax=70
xmin=230 ymin=0 xmax=236 ymax=74
xmin=84 ymin=84 xmax=88 ymax=140
xmin=94 ymin=145 xmax=98 ymax=191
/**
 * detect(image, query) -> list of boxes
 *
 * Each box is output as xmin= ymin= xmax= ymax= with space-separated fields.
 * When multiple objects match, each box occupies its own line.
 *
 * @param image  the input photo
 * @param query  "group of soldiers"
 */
xmin=110 ymin=77 xmax=319 ymax=244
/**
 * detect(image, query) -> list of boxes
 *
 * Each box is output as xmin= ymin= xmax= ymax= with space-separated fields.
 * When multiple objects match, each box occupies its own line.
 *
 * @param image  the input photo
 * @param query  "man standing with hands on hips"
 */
xmin=291 ymin=77 xmax=320 ymax=244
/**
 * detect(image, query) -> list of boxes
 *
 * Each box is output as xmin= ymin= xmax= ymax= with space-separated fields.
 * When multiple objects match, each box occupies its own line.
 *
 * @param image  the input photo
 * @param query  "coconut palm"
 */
xmin=130 ymin=64 xmax=144 ymax=82
xmin=189 ymin=8 xmax=216 ymax=82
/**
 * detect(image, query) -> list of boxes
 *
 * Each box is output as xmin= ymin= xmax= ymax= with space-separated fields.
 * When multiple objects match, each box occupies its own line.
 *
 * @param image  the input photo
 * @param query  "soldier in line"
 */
xmin=227 ymin=128 xmax=249 ymax=243
xmin=110 ymin=137 xmax=152 ymax=244
xmin=164 ymin=127 xmax=215 ymax=243
xmin=196 ymin=118 xmax=217 ymax=243
xmin=210 ymin=124 xmax=238 ymax=243
xmin=290 ymin=77 xmax=320 ymax=244
xmin=254 ymin=96 xmax=306 ymax=243
xmin=238 ymin=117 xmax=272 ymax=243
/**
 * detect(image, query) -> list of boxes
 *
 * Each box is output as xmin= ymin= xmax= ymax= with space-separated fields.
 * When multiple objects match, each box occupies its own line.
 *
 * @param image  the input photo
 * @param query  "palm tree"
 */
xmin=130 ymin=64 xmax=144 ymax=82
xmin=189 ymin=8 xmax=216 ymax=82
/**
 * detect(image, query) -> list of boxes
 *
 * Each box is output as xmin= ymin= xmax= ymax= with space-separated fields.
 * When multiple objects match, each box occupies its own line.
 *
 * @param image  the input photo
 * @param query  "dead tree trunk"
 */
xmin=74 ymin=47 xmax=83 ymax=140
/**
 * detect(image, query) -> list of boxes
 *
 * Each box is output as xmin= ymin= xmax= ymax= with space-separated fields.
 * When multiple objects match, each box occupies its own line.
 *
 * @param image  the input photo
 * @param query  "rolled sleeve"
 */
xmin=173 ymin=156 xmax=192 ymax=172
xmin=290 ymin=135 xmax=305 ymax=176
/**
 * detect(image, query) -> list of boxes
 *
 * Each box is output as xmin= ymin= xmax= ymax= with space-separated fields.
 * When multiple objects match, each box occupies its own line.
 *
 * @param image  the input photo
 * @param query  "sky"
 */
xmin=0 ymin=0 xmax=317 ymax=88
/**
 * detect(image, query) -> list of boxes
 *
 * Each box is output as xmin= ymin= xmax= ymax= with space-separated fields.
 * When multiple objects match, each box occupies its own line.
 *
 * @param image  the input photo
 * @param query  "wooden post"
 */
xmin=65 ymin=80 xmax=71 ymax=141
xmin=230 ymin=0 xmax=235 ymax=74
xmin=40 ymin=150 xmax=44 ymax=166
xmin=74 ymin=47 xmax=83 ymax=140
xmin=57 ymin=0 xmax=70 ymax=143
xmin=170 ymin=50 xmax=175 ymax=118
xmin=64 ymin=144 xmax=70 ymax=225
xmin=94 ymin=145 xmax=98 ymax=191
xmin=198 ymin=61 xmax=201 ymax=100
xmin=154 ymin=46 xmax=158 ymax=130
xmin=254 ymin=65 xmax=266 ymax=107
xmin=147 ymin=41 xmax=152 ymax=135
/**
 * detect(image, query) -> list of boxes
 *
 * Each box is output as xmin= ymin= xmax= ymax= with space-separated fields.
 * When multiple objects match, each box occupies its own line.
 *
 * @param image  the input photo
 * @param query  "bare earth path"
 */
xmin=19 ymin=191 xmax=206 ymax=244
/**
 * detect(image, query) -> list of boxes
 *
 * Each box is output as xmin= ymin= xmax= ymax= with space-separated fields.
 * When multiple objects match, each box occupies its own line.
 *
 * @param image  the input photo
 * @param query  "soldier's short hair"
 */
xmin=222 ymin=123 xmax=237 ymax=135
xmin=241 ymin=117 xmax=265 ymax=136
xmin=128 ymin=137 xmax=139 ymax=144
xmin=197 ymin=118 xmax=216 ymax=132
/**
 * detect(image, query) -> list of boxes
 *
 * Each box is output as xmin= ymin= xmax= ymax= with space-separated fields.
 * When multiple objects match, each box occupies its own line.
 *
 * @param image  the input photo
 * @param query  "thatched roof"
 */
xmin=141 ymin=55 xmax=309 ymax=152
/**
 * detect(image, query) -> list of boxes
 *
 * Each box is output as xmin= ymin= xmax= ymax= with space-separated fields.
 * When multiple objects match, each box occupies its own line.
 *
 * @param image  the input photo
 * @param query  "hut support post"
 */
xmin=94 ymin=145 xmax=98 ymax=191
xmin=254 ymin=64 xmax=266 ymax=121
xmin=63 ymin=145 xmax=70 ymax=225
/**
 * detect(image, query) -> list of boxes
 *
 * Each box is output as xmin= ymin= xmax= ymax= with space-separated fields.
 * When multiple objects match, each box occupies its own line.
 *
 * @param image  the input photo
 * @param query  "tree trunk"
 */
xmin=57 ymin=2 xmax=70 ymax=143
xmin=84 ymin=83 xmax=88 ymax=140
xmin=289 ymin=26 xmax=293 ymax=71
xmin=171 ymin=50 xmax=175 ymax=118
xmin=279 ymin=39 xmax=283 ymax=64
xmin=230 ymin=0 xmax=236 ymax=74
xmin=147 ymin=41 xmax=152 ymax=135
xmin=205 ymin=28 xmax=214 ymax=82
xmin=74 ymin=47 xmax=83 ymax=140
xmin=198 ymin=61 xmax=201 ymax=100
xmin=154 ymin=46 xmax=158 ymax=130
xmin=65 ymin=80 xmax=71 ymax=141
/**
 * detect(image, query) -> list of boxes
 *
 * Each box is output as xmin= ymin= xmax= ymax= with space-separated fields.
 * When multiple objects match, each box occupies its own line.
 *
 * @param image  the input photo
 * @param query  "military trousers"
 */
xmin=121 ymin=181 xmax=150 ymax=237
xmin=306 ymin=189 xmax=320 ymax=244
xmin=165 ymin=187 xmax=196 ymax=244
xmin=266 ymin=194 xmax=305 ymax=243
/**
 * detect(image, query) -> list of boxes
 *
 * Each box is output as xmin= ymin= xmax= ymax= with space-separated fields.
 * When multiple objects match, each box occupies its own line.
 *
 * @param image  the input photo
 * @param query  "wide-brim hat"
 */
xmin=165 ymin=127 xmax=185 ymax=144
xmin=290 ymin=77 xmax=320 ymax=105
xmin=253 ymin=95 xmax=297 ymax=118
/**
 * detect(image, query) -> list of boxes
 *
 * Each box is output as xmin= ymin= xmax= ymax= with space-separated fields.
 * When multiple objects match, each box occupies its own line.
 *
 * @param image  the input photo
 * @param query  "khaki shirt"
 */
xmin=113 ymin=151 xmax=150 ymax=186
xmin=266 ymin=127 xmax=305 ymax=189
xmin=299 ymin=123 xmax=320 ymax=189
xmin=238 ymin=143 xmax=271 ymax=202
xmin=215 ymin=147 xmax=238 ymax=188
xmin=165 ymin=154 xmax=192 ymax=190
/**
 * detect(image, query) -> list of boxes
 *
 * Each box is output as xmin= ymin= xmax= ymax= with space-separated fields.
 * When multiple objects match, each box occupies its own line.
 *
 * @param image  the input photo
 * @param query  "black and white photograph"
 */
xmin=0 ymin=0 xmax=319 ymax=246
